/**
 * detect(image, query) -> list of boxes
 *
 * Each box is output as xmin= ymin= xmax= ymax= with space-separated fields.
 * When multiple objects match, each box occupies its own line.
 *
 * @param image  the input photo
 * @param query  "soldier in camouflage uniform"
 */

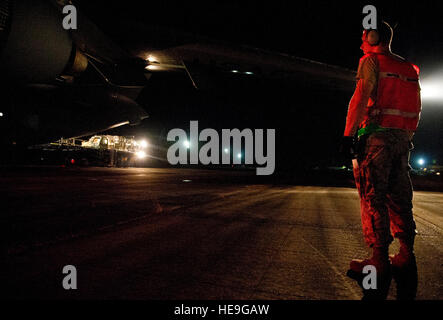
xmin=353 ymin=130 xmax=416 ymax=249
xmin=340 ymin=21 xmax=421 ymax=299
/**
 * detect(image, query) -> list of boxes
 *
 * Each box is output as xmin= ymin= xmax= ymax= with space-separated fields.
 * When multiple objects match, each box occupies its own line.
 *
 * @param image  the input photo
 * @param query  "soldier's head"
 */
xmin=361 ymin=21 xmax=393 ymax=54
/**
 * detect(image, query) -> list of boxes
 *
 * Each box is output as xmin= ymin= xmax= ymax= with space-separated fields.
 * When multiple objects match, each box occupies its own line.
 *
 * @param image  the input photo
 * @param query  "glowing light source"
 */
xmin=0 ymin=112 xmax=3 ymax=117
xmin=224 ymin=148 xmax=229 ymax=154
xmin=231 ymin=70 xmax=239 ymax=73
xmin=237 ymin=153 xmax=242 ymax=159
xmin=147 ymin=55 xmax=158 ymax=63
xmin=145 ymin=65 xmax=160 ymax=71
xmin=136 ymin=151 xmax=147 ymax=159
xmin=183 ymin=140 xmax=190 ymax=149
xmin=420 ymin=81 xmax=443 ymax=101
xmin=417 ymin=158 xmax=425 ymax=166
xmin=139 ymin=140 xmax=148 ymax=149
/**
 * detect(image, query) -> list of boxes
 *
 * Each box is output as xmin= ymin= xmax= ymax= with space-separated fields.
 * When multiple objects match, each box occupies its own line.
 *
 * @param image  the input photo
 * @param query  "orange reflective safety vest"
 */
xmin=363 ymin=53 xmax=421 ymax=132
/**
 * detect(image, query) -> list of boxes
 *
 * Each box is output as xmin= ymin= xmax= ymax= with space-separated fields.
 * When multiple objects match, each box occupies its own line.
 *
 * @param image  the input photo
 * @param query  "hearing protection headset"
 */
xmin=365 ymin=29 xmax=380 ymax=46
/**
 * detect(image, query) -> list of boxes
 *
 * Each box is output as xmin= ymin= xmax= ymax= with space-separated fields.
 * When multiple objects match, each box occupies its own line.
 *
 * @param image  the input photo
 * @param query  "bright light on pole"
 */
xmin=417 ymin=158 xmax=425 ymax=166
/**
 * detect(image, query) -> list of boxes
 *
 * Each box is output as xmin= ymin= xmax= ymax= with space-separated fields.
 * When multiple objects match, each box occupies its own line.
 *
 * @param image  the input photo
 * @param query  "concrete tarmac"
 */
xmin=1 ymin=167 xmax=442 ymax=299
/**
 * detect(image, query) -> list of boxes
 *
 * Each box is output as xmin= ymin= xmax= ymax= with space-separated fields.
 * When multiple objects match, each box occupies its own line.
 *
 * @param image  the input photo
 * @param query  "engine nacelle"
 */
xmin=0 ymin=0 xmax=74 ymax=83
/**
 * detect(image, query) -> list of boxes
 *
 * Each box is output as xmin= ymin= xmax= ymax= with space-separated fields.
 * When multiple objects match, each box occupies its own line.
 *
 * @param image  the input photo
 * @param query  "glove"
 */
xmin=339 ymin=136 xmax=357 ymax=159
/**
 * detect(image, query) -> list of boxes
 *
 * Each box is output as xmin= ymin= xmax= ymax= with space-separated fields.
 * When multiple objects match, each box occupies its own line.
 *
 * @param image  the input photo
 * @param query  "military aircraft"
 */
xmin=0 ymin=0 xmax=356 ymax=169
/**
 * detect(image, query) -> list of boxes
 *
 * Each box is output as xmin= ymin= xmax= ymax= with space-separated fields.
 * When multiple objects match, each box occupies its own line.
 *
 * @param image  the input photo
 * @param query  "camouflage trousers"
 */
xmin=353 ymin=129 xmax=417 ymax=248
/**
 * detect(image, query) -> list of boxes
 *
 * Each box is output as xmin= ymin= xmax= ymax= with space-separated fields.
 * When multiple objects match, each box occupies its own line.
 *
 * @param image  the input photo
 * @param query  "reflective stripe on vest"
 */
xmin=360 ymin=53 xmax=421 ymax=131
xmin=379 ymin=72 xmax=419 ymax=83
xmin=370 ymin=108 xmax=420 ymax=119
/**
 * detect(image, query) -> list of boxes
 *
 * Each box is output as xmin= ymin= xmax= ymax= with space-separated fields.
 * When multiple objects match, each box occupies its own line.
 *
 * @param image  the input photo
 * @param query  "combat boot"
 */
xmin=389 ymin=239 xmax=417 ymax=300
xmin=390 ymin=238 xmax=415 ymax=268
xmin=347 ymin=246 xmax=392 ymax=300
xmin=349 ymin=246 xmax=390 ymax=274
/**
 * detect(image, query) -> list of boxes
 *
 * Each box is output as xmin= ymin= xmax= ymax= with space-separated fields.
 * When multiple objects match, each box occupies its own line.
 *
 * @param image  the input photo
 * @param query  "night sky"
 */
xmin=76 ymin=0 xmax=443 ymax=69
xmin=76 ymin=0 xmax=443 ymax=166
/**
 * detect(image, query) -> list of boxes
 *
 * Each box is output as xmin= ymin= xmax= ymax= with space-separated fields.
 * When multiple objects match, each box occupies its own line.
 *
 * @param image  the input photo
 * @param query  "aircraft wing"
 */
xmin=0 ymin=0 xmax=355 ymax=146
xmin=141 ymin=43 xmax=356 ymax=92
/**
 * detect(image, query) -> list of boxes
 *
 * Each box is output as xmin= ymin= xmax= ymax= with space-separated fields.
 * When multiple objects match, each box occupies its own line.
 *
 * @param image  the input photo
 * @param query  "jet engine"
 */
xmin=0 ymin=0 xmax=86 ymax=83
